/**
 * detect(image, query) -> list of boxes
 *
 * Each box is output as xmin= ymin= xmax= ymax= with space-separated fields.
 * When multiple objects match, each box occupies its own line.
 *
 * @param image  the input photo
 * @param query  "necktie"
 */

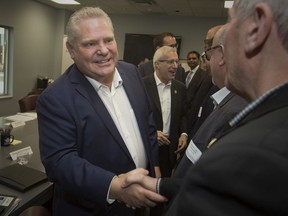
xmin=185 ymin=71 xmax=193 ymax=88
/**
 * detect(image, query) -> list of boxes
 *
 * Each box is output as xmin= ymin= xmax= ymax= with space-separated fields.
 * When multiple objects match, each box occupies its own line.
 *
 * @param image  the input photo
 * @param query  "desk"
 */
xmin=0 ymin=118 xmax=53 ymax=216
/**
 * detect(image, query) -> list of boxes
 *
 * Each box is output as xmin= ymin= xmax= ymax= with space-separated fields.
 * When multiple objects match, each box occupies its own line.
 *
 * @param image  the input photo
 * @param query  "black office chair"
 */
xmin=18 ymin=95 xmax=39 ymax=113
xmin=19 ymin=206 xmax=51 ymax=216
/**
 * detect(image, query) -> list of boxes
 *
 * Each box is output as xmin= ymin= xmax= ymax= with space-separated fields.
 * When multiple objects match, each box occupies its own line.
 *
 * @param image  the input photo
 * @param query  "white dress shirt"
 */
xmin=154 ymin=72 xmax=171 ymax=136
xmin=85 ymin=70 xmax=147 ymax=168
xmin=210 ymin=86 xmax=230 ymax=108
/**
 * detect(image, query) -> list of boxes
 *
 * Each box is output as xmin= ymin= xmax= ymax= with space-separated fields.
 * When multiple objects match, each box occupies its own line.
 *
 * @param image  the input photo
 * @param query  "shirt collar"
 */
xmin=229 ymin=82 xmax=288 ymax=127
xmin=154 ymin=72 xmax=172 ymax=86
xmin=85 ymin=68 xmax=123 ymax=91
xmin=192 ymin=65 xmax=200 ymax=73
xmin=210 ymin=87 xmax=230 ymax=105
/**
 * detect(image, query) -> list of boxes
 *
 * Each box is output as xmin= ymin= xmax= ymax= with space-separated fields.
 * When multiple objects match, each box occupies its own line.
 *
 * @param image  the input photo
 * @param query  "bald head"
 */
xmin=204 ymin=25 xmax=223 ymax=50
xmin=212 ymin=24 xmax=227 ymax=47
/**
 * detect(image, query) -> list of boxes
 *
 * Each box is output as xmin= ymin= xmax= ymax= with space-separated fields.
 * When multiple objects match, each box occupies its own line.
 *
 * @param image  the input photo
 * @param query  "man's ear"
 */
xmin=154 ymin=61 xmax=159 ymax=70
xmin=66 ymin=41 xmax=75 ymax=59
xmin=219 ymin=45 xmax=225 ymax=66
xmin=244 ymin=3 xmax=273 ymax=55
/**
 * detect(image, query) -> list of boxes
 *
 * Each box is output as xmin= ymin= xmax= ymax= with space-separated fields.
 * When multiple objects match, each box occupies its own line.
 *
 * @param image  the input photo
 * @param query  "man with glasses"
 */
xmin=143 ymin=46 xmax=188 ymax=179
xmin=139 ymin=32 xmax=186 ymax=83
xmin=173 ymin=25 xmax=247 ymax=178
xmin=165 ymin=0 xmax=288 ymax=215
xmin=185 ymin=25 xmax=222 ymax=140
xmin=142 ymin=45 xmax=187 ymax=216
xmin=123 ymin=25 xmax=246 ymax=207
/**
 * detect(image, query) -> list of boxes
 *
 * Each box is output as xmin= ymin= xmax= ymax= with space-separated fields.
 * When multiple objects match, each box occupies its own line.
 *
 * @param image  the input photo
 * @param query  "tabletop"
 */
xmin=0 ymin=116 xmax=53 ymax=216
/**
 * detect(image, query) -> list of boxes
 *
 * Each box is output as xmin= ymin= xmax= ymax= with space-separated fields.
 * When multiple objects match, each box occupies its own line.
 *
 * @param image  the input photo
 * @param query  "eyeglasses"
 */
xmin=158 ymin=59 xmax=179 ymax=65
xmin=204 ymin=44 xmax=222 ymax=61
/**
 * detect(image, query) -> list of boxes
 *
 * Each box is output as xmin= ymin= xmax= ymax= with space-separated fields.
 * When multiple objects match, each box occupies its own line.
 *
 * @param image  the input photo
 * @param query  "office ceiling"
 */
xmin=34 ymin=0 xmax=229 ymax=18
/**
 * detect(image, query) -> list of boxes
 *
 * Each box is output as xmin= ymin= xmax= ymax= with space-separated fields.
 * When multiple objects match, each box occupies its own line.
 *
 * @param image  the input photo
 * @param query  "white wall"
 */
xmin=0 ymin=0 xmax=65 ymax=116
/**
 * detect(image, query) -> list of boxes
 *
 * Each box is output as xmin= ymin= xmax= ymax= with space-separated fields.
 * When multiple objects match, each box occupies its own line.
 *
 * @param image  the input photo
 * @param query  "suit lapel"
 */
xmin=146 ymin=76 xmax=162 ymax=113
xmin=187 ymin=68 xmax=204 ymax=90
xmin=69 ymin=66 xmax=133 ymax=161
xmin=218 ymin=92 xmax=234 ymax=108
xmin=170 ymin=81 xmax=179 ymax=121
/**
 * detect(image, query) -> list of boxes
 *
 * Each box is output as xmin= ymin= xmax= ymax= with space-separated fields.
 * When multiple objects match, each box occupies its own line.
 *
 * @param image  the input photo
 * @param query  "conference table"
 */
xmin=0 ymin=116 xmax=53 ymax=216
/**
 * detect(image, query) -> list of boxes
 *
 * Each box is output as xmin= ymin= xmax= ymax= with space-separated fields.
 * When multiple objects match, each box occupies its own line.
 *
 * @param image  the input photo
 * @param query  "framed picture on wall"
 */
xmin=123 ymin=33 xmax=182 ymax=66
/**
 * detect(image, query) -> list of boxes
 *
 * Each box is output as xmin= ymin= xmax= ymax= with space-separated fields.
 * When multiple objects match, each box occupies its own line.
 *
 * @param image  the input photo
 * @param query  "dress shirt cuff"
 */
xmin=107 ymin=175 xmax=117 ymax=204
xmin=180 ymin=133 xmax=188 ymax=137
xmin=156 ymin=178 xmax=161 ymax=194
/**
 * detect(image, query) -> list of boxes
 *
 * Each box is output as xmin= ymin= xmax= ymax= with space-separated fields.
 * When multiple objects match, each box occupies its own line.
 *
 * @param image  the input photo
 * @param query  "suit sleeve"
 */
xmin=37 ymin=88 xmax=115 ymax=207
xmin=160 ymin=177 xmax=182 ymax=199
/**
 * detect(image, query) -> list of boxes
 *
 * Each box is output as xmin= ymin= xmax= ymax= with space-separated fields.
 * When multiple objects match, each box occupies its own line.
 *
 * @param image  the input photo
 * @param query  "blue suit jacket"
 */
xmin=37 ymin=61 xmax=158 ymax=216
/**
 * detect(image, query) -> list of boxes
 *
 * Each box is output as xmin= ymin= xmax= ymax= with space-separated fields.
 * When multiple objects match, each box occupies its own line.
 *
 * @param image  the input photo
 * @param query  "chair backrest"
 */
xmin=18 ymin=94 xmax=39 ymax=113
xmin=19 ymin=206 xmax=51 ymax=216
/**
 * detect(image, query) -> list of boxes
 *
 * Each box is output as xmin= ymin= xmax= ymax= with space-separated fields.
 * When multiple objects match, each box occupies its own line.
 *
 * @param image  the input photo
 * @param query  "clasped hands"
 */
xmin=109 ymin=168 xmax=166 ymax=209
xmin=157 ymin=131 xmax=187 ymax=154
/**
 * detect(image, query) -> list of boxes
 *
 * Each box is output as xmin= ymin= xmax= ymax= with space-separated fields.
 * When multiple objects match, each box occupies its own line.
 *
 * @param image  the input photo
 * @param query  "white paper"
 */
xmin=5 ymin=112 xmax=36 ymax=122
xmin=9 ymin=146 xmax=33 ymax=161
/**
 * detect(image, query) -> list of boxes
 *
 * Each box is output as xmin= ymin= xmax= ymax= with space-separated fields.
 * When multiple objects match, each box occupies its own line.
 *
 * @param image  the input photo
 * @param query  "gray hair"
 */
xmin=153 ymin=46 xmax=177 ymax=68
xmin=233 ymin=0 xmax=288 ymax=51
xmin=66 ymin=7 xmax=114 ymax=45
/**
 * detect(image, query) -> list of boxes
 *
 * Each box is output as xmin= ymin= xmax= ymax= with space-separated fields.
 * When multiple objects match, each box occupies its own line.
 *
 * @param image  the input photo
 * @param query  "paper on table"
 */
xmin=17 ymin=112 xmax=37 ymax=119
xmin=5 ymin=113 xmax=36 ymax=122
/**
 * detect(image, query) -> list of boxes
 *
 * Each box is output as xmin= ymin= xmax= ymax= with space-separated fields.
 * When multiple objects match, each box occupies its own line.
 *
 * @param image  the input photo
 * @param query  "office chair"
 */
xmin=19 ymin=206 xmax=51 ymax=216
xmin=18 ymin=94 xmax=39 ymax=113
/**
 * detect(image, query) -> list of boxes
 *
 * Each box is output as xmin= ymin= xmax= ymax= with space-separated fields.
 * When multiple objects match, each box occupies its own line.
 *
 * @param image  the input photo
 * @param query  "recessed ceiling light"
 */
xmin=50 ymin=0 xmax=80 ymax=5
xmin=224 ymin=1 xmax=234 ymax=8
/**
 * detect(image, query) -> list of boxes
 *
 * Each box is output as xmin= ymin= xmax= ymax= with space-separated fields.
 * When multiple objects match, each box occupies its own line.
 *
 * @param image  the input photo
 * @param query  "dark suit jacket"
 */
xmin=173 ymin=92 xmax=247 ymax=178
xmin=186 ymin=68 xmax=214 ymax=132
xmin=139 ymin=60 xmax=186 ymax=84
xmin=143 ymin=74 xmax=187 ymax=177
xmin=160 ymin=92 xmax=247 ymax=199
xmin=165 ymin=84 xmax=288 ymax=216
xmin=188 ymin=85 xmax=219 ymax=139
xmin=37 ymin=62 xmax=158 ymax=216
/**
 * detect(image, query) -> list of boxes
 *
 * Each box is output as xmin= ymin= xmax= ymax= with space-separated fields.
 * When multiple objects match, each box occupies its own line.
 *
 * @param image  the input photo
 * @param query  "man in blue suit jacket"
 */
xmin=37 ymin=7 xmax=166 ymax=216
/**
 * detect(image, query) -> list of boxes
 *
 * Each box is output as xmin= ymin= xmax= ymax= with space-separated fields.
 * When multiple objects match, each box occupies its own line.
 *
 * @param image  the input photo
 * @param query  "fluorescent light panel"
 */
xmin=50 ymin=0 xmax=80 ymax=5
xmin=224 ymin=1 xmax=234 ymax=8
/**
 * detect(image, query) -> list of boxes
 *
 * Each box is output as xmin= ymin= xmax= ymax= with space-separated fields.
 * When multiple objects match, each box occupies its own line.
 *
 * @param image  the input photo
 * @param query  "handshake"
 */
xmin=109 ymin=168 xmax=167 ymax=209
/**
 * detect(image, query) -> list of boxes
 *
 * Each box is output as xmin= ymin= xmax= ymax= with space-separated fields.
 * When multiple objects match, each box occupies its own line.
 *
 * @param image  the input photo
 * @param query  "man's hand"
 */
xmin=157 ymin=131 xmax=170 ymax=146
xmin=109 ymin=168 xmax=167 ymax=209
xmin=122 ymin=171 xmax=158 ymax=193
xmin=175 ymin=134 xmax=188 ymax=154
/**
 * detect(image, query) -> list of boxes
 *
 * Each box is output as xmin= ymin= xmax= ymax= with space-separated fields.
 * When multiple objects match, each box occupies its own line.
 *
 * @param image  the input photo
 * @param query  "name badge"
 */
xmin=10 ymin=146 xmax=33 ymax=161
xmin=185 ymin=139 xmax=202 ymax=164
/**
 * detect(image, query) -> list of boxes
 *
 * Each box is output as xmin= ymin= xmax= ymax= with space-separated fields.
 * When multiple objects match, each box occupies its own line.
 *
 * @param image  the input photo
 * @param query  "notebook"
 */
xmin=0 ymin=164 xmax=48 ymax=192
xmin=0 ymin=194 xmax=20 ymax=216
